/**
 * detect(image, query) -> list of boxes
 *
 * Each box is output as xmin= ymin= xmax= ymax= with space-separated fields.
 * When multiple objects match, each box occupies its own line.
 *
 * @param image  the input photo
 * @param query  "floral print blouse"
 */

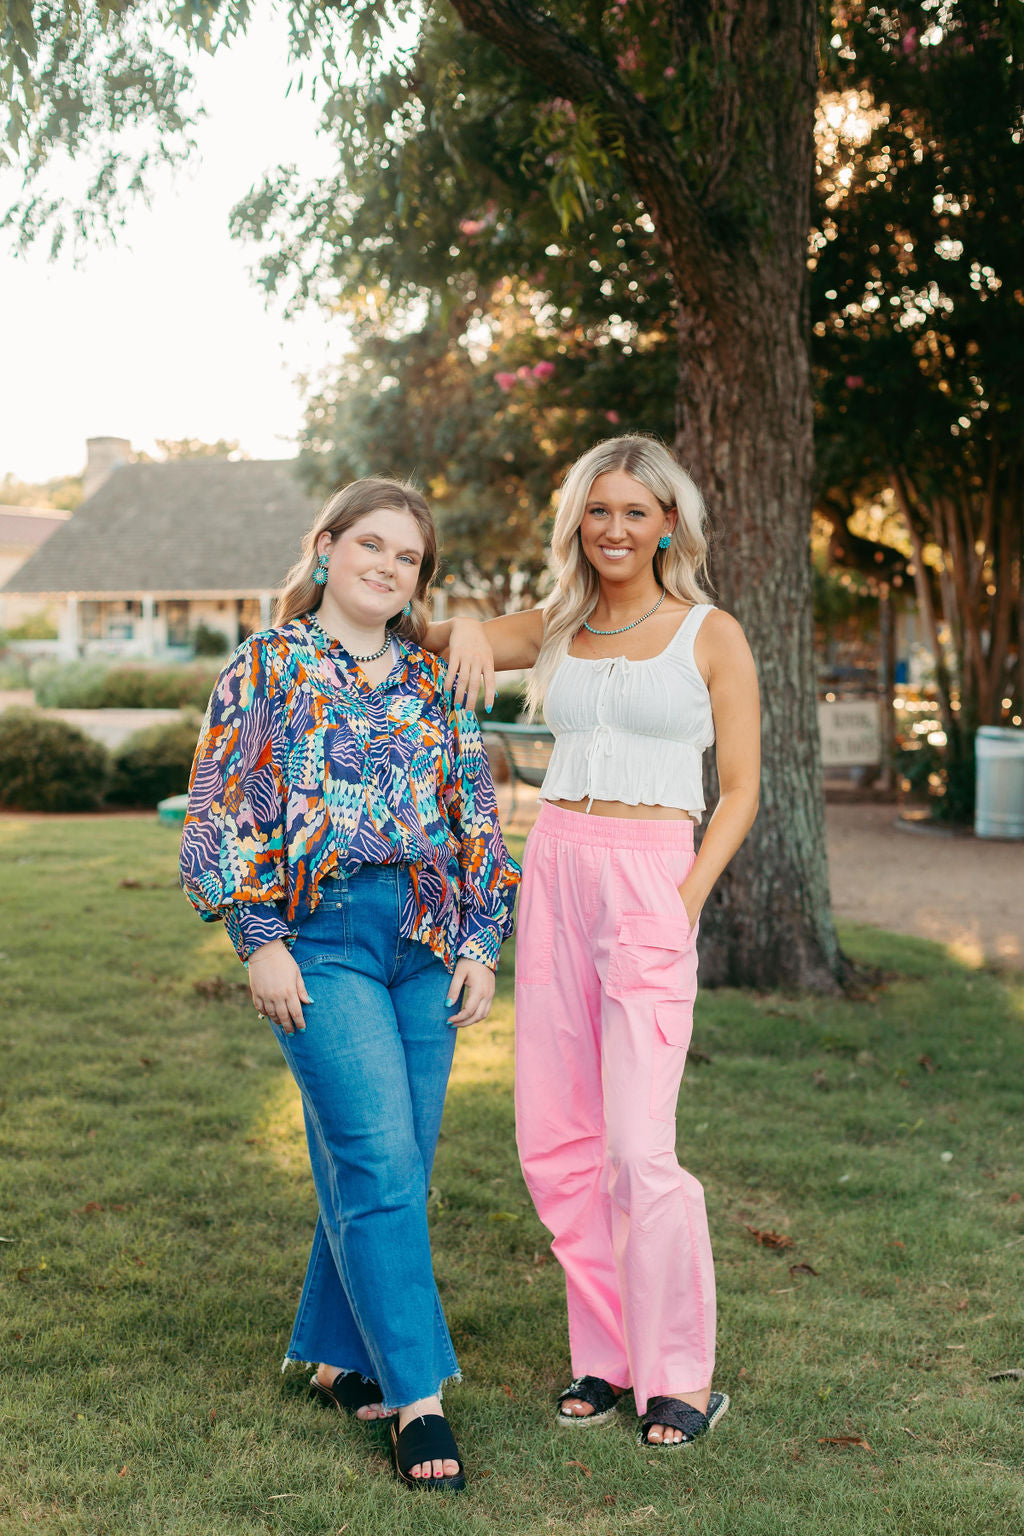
xmin=180 ymin=614 xmax=520 ymax=970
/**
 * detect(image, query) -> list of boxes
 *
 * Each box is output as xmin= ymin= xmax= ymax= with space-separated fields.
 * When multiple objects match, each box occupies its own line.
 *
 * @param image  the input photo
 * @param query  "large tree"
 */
xmin=3 ymin=0 xmax=846 ymax=988
xmin=814 ymin=1 xmax=1024 ymax=820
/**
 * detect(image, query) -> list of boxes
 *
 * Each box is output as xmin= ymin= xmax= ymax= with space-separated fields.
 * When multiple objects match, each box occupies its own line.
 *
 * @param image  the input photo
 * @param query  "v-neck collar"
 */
xmin=300 ymin=612 xmax=413 ymax=694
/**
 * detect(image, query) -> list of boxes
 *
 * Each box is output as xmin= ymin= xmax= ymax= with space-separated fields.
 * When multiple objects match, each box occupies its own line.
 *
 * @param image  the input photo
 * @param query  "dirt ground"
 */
xmin=496 ymin=785 xmax=1023 ymax=973
xmin=823 ymin=798 xmax=1022 ymax=972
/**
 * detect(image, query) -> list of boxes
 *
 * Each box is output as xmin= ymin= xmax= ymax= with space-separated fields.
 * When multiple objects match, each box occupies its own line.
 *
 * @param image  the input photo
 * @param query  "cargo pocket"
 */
xmin=650 ymin=998 xmax=696 ymax=1120
xmin=609 ymin=910 xmax=693 ymax=996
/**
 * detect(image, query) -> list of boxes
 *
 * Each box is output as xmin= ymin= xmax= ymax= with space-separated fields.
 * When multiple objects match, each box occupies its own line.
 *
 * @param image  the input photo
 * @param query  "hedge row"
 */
xmin=31 ymin=659 xmax=223 ymax=710
xmin=0 ymin=709 xmax=200 ymax=812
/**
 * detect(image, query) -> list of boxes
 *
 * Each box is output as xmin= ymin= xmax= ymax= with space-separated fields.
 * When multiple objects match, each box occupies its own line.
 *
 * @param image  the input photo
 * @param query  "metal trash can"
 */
xmin=975 ymin=726 xmax=1024 ymax=839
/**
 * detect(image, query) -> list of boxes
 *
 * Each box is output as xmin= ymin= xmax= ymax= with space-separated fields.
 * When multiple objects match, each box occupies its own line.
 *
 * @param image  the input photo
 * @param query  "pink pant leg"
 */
xmin=598 ymin=987 xmax=716 ymax=1410
xmin=515 ymin=805 xmax=717 ymax=1413
xmin=514 ymin=821 xmax=630 ymax=1389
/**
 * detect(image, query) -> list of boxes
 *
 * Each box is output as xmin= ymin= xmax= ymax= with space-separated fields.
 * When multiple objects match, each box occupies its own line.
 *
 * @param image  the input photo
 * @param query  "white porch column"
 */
xmin=58 ymin=595 xmax=79 ymax=660
xmin=140 ymin=593 xmax=156 ymax=657
xmin=259 ymin=591 xmax=272 ymax=629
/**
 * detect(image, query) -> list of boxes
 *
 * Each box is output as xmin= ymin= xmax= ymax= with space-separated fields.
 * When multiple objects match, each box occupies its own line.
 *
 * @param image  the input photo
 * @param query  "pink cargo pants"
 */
xmin=514 ymin=802 xmax=715 ymax=1413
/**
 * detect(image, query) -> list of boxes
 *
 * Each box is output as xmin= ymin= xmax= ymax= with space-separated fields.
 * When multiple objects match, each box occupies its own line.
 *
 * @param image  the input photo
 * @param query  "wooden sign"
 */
xmin=818 ymin=699 xmax=882 ymax=768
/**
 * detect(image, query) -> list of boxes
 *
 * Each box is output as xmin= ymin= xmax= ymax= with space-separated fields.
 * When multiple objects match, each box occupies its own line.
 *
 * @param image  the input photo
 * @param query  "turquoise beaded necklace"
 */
xmin=582 ymin=589 xmax=666 ymax=637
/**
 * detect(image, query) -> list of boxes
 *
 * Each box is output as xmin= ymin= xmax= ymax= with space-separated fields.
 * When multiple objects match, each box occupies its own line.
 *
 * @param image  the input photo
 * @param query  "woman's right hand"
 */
xmin=444 ymin=617 xmax=496 ymax=712
xmin=248 ymin=939 xmax=311 ymax=1034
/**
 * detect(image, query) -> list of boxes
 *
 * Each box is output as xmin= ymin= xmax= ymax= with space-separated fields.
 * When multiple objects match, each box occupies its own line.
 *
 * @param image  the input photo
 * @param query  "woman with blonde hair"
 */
xmin=181 ymin=478 xmax=520 ymax=1493
xmin=428 ymin=435 xmax=760 ymax=1448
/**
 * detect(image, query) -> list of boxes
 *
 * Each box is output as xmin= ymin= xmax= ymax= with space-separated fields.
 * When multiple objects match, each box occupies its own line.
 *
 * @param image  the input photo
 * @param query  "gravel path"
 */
xmin=825 ymin=800 xmax=1022 ymax=972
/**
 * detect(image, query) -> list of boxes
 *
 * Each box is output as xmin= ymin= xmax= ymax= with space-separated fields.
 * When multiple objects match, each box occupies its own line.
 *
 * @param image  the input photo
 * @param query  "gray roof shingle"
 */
xmin=1 ymin=459 xmax=321 ymax=596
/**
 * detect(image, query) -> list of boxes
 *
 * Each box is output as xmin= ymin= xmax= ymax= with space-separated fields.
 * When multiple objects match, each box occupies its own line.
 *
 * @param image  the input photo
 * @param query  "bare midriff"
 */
xmin=548 ymin=797 xmax=695 ymax=822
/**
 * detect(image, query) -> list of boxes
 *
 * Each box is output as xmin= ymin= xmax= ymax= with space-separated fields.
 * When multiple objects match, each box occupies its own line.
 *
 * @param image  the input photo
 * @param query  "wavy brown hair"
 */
xmin=274 ymin=477 xmax=437 ymax=641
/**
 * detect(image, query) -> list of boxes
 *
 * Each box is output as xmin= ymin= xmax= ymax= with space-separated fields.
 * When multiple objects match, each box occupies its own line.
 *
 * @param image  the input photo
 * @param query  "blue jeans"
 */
xmin=273 ymin=864 xmax=459 ymax=1408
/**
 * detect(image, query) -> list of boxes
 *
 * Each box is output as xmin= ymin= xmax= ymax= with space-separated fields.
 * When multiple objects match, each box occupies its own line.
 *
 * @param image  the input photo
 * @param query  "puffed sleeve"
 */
xmin=443 ymin=703 xmax=521 ymax=969
xmin=179 ymin=636 xmax=292 ymax=963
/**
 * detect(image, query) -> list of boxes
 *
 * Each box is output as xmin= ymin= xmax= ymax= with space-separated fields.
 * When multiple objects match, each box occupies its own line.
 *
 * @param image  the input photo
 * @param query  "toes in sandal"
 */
xmin=556 ymin=1375 xmax=621 ymax=1427
xmin=637 ymin=1391 xmax=730 ymax=1448
xmin=390 ymin=1414 xmax=467 ymax=1493
xmin=309 ymin=1370 xmax=390 ymax=1418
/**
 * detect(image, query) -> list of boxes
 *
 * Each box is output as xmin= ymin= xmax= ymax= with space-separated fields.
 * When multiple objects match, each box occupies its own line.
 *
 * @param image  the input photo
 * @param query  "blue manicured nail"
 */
xmin=485 ymin=703 xmax=492 ymax=714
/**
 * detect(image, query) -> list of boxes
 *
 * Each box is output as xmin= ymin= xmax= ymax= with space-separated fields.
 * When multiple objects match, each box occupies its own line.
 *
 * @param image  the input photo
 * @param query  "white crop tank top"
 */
xmin=539 ymin=603 xmax=716 ymax=818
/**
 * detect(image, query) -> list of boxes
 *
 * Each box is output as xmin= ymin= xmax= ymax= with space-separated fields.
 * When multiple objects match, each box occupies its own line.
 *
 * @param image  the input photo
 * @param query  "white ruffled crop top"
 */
xmin=540 ymin=603 xmax=716 ymax=818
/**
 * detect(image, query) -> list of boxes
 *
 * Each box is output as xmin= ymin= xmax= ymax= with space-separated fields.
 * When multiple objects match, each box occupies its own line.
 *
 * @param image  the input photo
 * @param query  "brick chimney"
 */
xmin=83 ymin=436 xmax=132 ymax=500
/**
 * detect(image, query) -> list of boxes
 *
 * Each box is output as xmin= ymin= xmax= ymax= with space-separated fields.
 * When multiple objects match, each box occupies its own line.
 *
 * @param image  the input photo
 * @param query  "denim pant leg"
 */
xmin=276 ymin=867 xmax=459 ymax=1407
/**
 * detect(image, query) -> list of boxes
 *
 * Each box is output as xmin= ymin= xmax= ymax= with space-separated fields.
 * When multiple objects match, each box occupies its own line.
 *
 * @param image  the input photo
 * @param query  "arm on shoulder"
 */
xmin=424 ymin=606 xmax=546 ymax=710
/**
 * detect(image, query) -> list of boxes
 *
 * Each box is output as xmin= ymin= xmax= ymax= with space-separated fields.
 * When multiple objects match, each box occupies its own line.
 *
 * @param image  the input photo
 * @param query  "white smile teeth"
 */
xmin=601 ymin=548 xmax=630 ymax=558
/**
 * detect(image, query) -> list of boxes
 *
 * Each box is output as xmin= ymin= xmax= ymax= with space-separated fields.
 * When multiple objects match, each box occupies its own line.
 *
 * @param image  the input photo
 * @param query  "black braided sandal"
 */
xmin=389 ymin=1414 xmax=466 ymax=1492
xmin=637 ymin=1391 xmax=730 ymax=1447
xmin=309 ymin=1370 xmax=392 ymax=1418
xmin=556 ymin=1375 xmax=621 ymax=1427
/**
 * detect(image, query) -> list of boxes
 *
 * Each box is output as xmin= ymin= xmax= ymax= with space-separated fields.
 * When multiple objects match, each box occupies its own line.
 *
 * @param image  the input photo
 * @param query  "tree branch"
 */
xmin=446 ymin=0 xmax=718 ymax=306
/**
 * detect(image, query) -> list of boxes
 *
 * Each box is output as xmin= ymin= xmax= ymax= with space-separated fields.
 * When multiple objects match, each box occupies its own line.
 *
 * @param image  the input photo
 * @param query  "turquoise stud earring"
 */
xmin=658 ymin=533 xmax=672 ymax=550
xmin=403 ymin=601 xmax=412 ymax=616
xmin=313 ymin=552 xmax=329 ymax=585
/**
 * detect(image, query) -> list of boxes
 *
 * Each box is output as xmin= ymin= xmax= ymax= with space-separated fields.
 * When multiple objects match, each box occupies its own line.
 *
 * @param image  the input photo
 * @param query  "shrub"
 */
xmin=31 ymin=660 xmax=115 ymax=707
xmin=108 ymin=717 xmax=201 ymax=807
xmin=0 ymin=650 xmax=32 ymax=689
xmin=0 ymin=707 xmax=110 ymax=812
xmin=191 ymin=622 xmax=230 ymax=657
xmin=32 ymin=660 xmax=221 ymax=711
xmin=3 ymin=614 xmax=58 ymax=640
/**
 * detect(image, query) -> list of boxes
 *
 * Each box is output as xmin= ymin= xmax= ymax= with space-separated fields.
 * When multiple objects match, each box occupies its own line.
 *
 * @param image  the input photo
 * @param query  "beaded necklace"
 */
xmin=582 ymin=589 xmax=666 ymax=637
xmin=309 ymin=613 xmax=392 ymax=662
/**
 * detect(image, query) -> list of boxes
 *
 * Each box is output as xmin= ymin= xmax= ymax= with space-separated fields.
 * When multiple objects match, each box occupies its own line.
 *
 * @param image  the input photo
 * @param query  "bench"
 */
xmin=483 ymin=722 xmax=555 ymax=819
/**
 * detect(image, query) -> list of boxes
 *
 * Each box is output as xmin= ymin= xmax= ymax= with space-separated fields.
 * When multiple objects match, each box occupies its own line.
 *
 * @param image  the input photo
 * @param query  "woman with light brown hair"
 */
xmin=181 ymin=478 xmax=520 ymax=1492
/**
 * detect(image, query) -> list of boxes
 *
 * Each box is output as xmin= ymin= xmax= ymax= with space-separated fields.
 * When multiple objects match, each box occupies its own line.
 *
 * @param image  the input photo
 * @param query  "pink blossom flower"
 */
xmin=459 ymin=218 xmax=486 ymax=237
xmin=532 ymin=360 xmax=556 ymax=381
xmin=663 ymin=66 xmax=676 ymax=80
xmin=605 ymin=410 xmax=621 ymax=424
xmin=495 ymin=372 xmax=518 ymax=393
xmin=516 ymin=365 xmax=533 ymax=380
xmin=902 ymin=27 xmax=917 ymax=56
xmin=845 ymin=375 xmax=865 ymax=389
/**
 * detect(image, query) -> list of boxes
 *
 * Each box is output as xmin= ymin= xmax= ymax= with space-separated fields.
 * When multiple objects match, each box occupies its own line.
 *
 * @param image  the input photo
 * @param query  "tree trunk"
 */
xmin=678 ymin=263 xmax=848 ymax=990
xmin=450 ymin=0 xmax=848 ymax=988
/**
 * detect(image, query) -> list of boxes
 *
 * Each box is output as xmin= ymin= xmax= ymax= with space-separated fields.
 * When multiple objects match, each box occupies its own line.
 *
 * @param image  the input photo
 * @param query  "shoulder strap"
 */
xmin=669 ymin=602 xmax=714 ymax=658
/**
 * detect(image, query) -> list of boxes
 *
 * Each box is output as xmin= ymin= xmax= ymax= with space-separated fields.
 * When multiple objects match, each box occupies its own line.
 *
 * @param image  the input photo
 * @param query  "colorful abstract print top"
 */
xmin=180 ymin=614 xmax=521 ymax=971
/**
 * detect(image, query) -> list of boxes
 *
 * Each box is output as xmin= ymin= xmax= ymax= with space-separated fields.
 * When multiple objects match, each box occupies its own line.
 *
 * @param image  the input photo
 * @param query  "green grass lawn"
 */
xmin=1 ymin=816 xmax=1022 ymax=1536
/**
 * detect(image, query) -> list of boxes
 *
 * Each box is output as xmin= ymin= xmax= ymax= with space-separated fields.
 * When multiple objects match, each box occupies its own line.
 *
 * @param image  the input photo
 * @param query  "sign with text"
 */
xmin=818 ymin=699 xmax=882 ymax=768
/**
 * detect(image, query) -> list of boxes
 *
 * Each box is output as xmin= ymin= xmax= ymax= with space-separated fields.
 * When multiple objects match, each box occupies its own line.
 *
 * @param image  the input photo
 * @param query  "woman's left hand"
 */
xmin=446 ymin=958 xmax=496 ymax=1027
xmin=444 ymin=617 xmax=495 ymax=712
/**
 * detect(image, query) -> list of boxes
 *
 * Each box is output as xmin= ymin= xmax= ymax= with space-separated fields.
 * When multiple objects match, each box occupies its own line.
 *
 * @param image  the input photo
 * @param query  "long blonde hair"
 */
xmin=274 ymin=477 xmax=437 ymax=642
xmin=527 ymin=435 xmax=712 ymax=716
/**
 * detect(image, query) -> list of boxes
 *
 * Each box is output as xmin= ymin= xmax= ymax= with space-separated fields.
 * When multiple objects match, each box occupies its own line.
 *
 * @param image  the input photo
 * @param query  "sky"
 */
xmin=0 ymin=10 xmax=342 ymax=485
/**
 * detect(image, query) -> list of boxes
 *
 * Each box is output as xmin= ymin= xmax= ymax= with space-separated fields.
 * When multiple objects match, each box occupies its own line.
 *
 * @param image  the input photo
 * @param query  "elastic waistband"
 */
xmin=533 ymin=800 xmax=694 ymax=849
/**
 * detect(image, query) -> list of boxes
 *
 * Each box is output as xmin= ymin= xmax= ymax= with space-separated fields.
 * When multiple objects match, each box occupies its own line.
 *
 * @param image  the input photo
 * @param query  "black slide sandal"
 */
xmin=637 ymin=1391 xmax=730 ymax=1447
xmin=309 ymin=1370 xmax=390 ymax=1417
xmin=389 ymin=1414 xmax=467 ymax=1492
xmin=556 ymin=1375 xmax=621 ymax=1427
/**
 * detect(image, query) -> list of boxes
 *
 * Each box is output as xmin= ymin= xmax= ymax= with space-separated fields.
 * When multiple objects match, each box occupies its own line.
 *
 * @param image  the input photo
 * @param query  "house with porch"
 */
xmin=0 ymin=504 xmax=72 ymax=632
xmin=1 ymin=440 xmax=322 ymax=659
